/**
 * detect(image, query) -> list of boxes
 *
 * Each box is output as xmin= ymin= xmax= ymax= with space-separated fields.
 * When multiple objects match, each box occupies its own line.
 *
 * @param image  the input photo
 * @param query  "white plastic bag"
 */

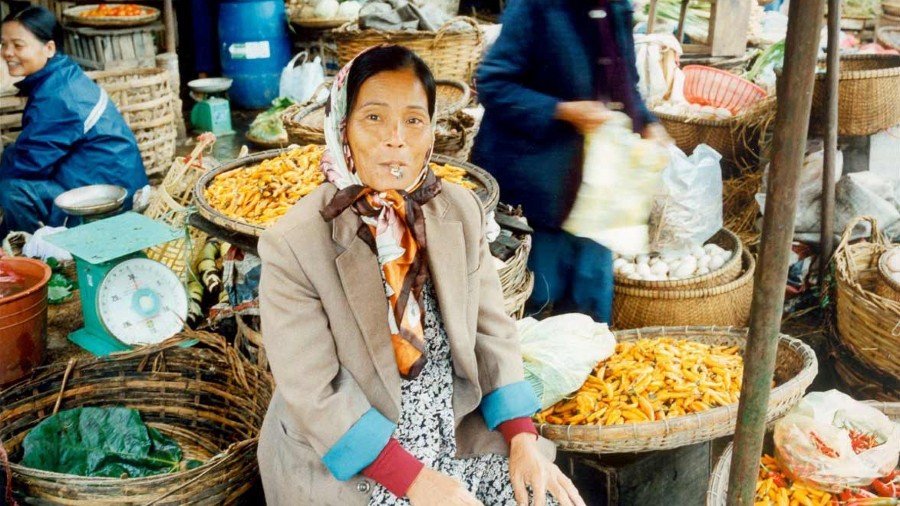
xmin=23 ymin=226 xmax=72 ymax=262
xmin=562 ymin=113 xmax=670 ymax=256
xmin=279 ymin=52 xmax=325 ymax=103
xmin=518 ymin=313 xmax=616 ymax=410
xmin=649 ymin=144 xmax=723 ymax=255
xmin=773 ymin=390 xmax=900 ymax=492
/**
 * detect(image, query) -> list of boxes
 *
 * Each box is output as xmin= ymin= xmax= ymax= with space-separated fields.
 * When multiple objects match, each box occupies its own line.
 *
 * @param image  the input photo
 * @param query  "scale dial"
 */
xmin=97 ymin=258 xmax=188 ymax=346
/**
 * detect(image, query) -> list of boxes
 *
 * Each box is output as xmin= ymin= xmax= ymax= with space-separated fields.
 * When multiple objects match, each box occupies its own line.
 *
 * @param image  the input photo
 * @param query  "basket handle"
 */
xmin=434 ymin=16 xmax=483 ymax=47
xmin=836 ymin=215 xmax=886 ymax=252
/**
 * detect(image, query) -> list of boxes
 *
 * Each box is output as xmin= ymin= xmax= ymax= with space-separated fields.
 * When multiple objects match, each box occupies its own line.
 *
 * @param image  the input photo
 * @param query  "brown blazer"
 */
xmin=256 ymin=182 xmax=554 ymax=506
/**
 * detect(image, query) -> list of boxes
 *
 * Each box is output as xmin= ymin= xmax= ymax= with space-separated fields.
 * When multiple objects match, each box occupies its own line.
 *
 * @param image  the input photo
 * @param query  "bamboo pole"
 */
xmin=726 ymin=1 xmax=826 ymax=504
xmin=821 ymin=0 xmax=840 ymax=282
xmin=163 ymin=0 xmax=176 ymax=54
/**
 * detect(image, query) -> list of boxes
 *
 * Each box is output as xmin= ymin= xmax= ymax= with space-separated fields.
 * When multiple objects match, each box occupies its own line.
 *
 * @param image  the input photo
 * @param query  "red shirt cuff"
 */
xmin=498 ymin=416 xmax=538 ymax=444
xmin=361 ymin=438 xmax=424 ymax=498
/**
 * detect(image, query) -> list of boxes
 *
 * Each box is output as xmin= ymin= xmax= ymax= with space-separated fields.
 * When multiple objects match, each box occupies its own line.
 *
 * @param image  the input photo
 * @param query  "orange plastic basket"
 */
xmin=683 ymin=65 xmax=767 ymax=114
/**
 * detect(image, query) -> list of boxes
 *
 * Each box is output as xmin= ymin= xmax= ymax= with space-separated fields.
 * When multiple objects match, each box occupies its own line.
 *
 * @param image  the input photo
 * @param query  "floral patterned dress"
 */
xmin=368 ymin=282 xmax=556 ymax=506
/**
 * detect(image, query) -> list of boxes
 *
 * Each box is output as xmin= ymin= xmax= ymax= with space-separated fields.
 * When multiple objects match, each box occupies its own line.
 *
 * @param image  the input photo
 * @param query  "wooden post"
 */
xmin=821 ymin=0 xmax=841 ymax=282
xmin=163 ymin=0 xmax=176 ymax=54
xmin=726 ymin=1 xmax=825 ymax=505
xmin=676 ymin=0 xmax=689 ymax=43
xmin=647 ymin=0 xmax=658 ymax=34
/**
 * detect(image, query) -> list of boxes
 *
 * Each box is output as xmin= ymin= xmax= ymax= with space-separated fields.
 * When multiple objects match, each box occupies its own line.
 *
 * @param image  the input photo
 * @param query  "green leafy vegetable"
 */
xmin=21 ymin=407 xmax=201 ymax=478
xmin=47 ymin=272 xmax=74 ymax=304
xmin=745 ymin=39 xmax=786 ymax=83
xmin=248 ymin=96 xmax=298 ymax=143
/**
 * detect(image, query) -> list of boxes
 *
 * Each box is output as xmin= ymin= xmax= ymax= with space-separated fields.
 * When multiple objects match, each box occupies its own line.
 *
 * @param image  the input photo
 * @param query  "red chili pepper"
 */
xmin=810 ymin=431 xmax=840 ymax=458
xmin=873 ymin=480 xmax=895 ymax=498
xmin=771 ymin=472 xmax=788 ymax=488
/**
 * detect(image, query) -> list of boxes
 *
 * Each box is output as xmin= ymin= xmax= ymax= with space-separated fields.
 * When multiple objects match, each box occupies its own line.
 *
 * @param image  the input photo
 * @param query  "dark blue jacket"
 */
xmin=471 ymin=0 xmax=654 ymax=229
xmin=0 ymin=55 xmax=148 ymax=204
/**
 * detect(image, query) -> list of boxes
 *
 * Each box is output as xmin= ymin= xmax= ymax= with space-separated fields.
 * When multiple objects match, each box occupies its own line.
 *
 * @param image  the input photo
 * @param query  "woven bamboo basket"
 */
xmin=875 ymin=247 xmax=900 ymax=303
xmin=194 ymin=150 xmax=499 ymax=238
xmin=0 ymin=330 xmax=273 ymax=505
xmin=63 ymin=4 xmax=160 ymax=27
xmin=613 ymin=249 xmax=755 ymax=330
xmin=834 ymin=215 xmax=900 ymax=380
xmin=434 ymin=109 xmax=481 ymax=161
xmin=536 ymin=326 xmax=818 ymax=454
xmin=811 ymin=54 xmax=900 ymax=137
xmin=706 ymin=401 xmax=898 ymax=506
xmin=332 ymin=17 xmax=484 ymax=83
xmin=144 ymin=134 xmax=218 ymax=278
xmin=498 ymin=235 xmax=533 ymax=319
xmin=89 ymin=68 xmax=178 ymax=176
xmin=654 ymin=97 xmax=775 ymax=167
xmin=616 ymin=228 xmax=744 ymax=290
xmin=235 ymin=314 xmax=269 ymax=374
xmin=829 ymin=327 xmax=900 ymax=402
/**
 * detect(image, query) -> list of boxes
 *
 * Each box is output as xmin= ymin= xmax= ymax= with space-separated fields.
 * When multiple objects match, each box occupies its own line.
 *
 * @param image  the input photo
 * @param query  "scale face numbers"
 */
xmin=97 ymin=258 xmax=188 ymax=346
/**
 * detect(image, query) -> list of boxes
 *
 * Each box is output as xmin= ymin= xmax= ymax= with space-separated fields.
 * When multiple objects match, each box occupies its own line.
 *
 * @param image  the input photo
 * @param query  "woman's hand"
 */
xmin=642 ymin=122 xmax=674 ymax=145
xmin=555 ymin=101 xmax=615 ymax=135
xmin=407 ymin=467 xmax=484 ymax=506
xmin=509 ymin=434 xmax=585 ymax=506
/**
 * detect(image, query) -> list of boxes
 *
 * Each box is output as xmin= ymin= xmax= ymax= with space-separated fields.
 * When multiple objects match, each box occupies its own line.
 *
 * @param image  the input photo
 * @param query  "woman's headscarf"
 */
xmin=319 ymin=48 xmax=441 ymax=380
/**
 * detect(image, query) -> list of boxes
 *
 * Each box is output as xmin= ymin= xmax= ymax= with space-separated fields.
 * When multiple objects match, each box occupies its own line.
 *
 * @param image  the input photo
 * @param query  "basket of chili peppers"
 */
xmin=707 ymin=393 xmax=900 ymax=506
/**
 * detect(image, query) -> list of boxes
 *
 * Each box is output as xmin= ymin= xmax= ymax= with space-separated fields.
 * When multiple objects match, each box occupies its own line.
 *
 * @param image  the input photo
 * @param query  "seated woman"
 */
xmin=257 ymin=45 xmax=585 ymax=506
xmin=0 ymin=6 xmax=147 ymax=238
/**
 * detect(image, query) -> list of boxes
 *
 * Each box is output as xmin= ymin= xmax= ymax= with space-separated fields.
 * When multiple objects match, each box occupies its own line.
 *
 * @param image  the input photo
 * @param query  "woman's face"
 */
xmin=346 ymin=68 xmax=433 ymax=191
xmin=1 ymin=21 xmax=55 ymax=77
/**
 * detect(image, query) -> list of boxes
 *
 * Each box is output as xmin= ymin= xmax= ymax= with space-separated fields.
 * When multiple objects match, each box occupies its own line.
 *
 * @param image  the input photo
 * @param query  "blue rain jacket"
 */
xmin=0 ymin=54 xmax=147 ymax=201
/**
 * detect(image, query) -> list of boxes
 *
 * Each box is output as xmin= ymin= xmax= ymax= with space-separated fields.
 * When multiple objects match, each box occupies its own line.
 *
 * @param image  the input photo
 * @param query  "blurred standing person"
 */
xmin=472 ymin=0 xmax=669 ymax=323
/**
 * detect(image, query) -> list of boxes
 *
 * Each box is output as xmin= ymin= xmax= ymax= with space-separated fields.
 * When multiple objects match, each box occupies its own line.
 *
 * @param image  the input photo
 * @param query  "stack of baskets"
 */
xmin=88 ymin=67 xmax=179 ymax=176
xmin=0 ymin=331 xmax=273 ymax=504
xmin=810 ymin=54 xmax=900 ymax=137
xmin=612 ymin=229 xmax=755 ymax=329
xmin=331 ymin=17 xmax=483 ymax=83
xmin=536 ymin=326 xmax=817 ymax=454
xmin=144 ymin=133 xmax=218 ymax=277
xmin=831 ymin=216 xmax=900 ymax=401
xmin=706 ymin=401 xmax=897 ymax=506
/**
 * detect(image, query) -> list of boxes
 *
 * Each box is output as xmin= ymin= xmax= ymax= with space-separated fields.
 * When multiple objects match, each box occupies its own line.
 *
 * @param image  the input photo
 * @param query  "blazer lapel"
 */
xmin=333 ymin=209 xmax=403 ymax=412
xmin=424 ymin=194 xmax=479 ymax=383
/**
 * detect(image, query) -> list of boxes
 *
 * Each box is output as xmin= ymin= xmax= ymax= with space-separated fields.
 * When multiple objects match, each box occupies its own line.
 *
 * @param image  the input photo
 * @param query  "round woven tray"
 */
xmin=194 ymin=150 xmax=499 ymax=238
xmin=706 ymin=401 xmax=898 ymax=506
xmin=613 ymin=249 xmax=755 ymax=330
xmin=0 ymin=331 xmax=273 ymax=505
xmin=834 ymin=215 xmax=900 ymax=381
xmin=332 ymin=17 xmax=484 ymax=82
xmin=244 ymin=132 xmax=290 ymax=149
xmin=615 ymin=228 xmax=743 ymax=290
xmin=875 ymin=247 xmax=900 ymax=303
xmin=536 ymin=326 xmax=818 ymax=454
xmin=63 ymin=4 xmax=160 ymax=27
xmin=811 ymin=54 xmax=900 ymax=136
xmin=885 ymin=2 xmax=900 ymax=18
xmin=877 ymin=25 xmax=900 ymax=51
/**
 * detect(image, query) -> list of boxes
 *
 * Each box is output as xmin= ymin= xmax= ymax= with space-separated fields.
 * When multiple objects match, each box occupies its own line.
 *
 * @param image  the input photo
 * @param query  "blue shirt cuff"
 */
xmin=322 ymin=408 xmax=396 ymax=481
xmin=480 ymin=381 xmax=541 ymax=431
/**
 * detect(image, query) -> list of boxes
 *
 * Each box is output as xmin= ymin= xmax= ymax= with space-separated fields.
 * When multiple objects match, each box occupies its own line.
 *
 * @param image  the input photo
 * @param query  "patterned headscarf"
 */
xmin=320 ymin=47 xmax=441 ymax=380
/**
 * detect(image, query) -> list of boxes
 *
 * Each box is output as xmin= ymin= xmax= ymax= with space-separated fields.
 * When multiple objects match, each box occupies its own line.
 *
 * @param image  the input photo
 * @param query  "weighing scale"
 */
xmin=188 ymin=77 xmax=236 ymax=136
xmin=44 ymin=212 xmax=189 ymax=356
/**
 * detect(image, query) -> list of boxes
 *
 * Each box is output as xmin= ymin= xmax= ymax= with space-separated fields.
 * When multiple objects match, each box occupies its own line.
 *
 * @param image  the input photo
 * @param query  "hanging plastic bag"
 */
xmin=279 ymin=52 xmax=325 ymax=104
xmin=773 ymin=390 xmax=900 ymax=492
xmin=648 ymin=144 xmax=723 ymax=255
xmin=518 ymin=313 xmax=616 ymax=410
xmin=562 ymin=113 xmax=670 ymax=256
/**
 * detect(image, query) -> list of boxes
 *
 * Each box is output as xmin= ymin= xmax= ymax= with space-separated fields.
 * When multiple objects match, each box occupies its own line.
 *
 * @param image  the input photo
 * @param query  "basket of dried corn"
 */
xmin=833 ymin=215 xmax=900 ymax=385
xmin=0 ymin=330 xmax=273 ymax=505
xmin=194 ymin=147 xmax=500 ymax=238
xmin=706 ymin=401 xmax=898 ymax=506
xmin=534 ymin=326 xmax=817 ymax=454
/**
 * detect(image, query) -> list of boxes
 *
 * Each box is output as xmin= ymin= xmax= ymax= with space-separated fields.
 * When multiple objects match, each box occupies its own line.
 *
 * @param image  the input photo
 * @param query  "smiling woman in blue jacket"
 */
xmin=472 ymin=0 xmax=670 ymax=324
xmin=0 ymin=6 xmax=148 ymax=238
